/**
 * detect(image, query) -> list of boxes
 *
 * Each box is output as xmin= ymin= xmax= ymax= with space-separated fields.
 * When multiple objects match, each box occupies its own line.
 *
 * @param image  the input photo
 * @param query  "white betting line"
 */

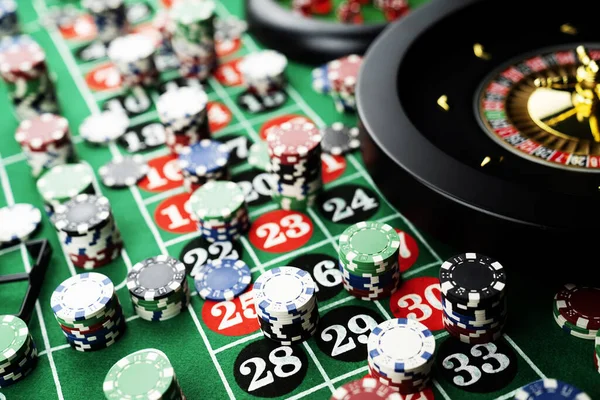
xmin=303 ymin=342 xmax=336 ymax=393
xmin=240 ymin=237 xmax=265 ymax=274
xmin=433 ymin=379 xmax=453 ymax=400
xmin=503 ymin=334 xmax=546 ymax=379
xmin=143 ymin=187 xmax=185 ymax=205
xmin=403 ymin=260 xmax=443 ymax=279
xmin=214 ymin=332 xmax=263 ymax=354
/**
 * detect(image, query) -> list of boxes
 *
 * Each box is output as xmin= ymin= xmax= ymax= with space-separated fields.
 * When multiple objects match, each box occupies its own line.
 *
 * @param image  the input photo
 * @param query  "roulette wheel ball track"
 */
xmin=357 ymin=0 xmax=600 ymax=277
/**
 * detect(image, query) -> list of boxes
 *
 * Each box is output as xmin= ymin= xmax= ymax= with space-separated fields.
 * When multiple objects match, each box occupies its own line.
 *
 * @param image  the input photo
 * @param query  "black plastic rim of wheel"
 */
xmin=245 ymin=0 xmax=386 ymax=64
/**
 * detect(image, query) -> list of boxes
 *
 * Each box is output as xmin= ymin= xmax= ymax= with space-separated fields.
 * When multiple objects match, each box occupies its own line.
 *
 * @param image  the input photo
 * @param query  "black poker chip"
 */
xmin=237 ymin=89 xmax=287 ymax=114
xmin=435 ymin=336 xmax=518 ymax=393
xmin=178 ymin=236 xmax=244 ymax=277
xmin=118 ymin=122 xmax=167 ymax=153
xmin=320 ymin=123 xmax=360 ymax=155
xmin=98 ymin=155 xmax=149 ymax=188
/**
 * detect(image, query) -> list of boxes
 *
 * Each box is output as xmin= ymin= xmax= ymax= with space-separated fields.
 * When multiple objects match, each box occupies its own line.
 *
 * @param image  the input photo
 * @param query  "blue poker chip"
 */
xmin=0 ymin=203 xmax=42 ymax=246
xmin=513 ymin=379 xmax=591 ymax=400
xmin=195 ymin=259 xmax=251 ymax=301
xmin=178 ymin=139 xmax=230 ymax=177
xmin=312 ymin=64 xmax=330 ymax=94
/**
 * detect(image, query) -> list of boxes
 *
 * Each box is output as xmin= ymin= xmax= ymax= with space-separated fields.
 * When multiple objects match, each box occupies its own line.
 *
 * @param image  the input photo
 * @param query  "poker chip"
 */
xmin=553 ymin=309 xmax=598 ymax=340
xmin=0 ymin=0 xmax=18 ymax=38
xmin=553 ymin=284 xmax=600 ymax=331
xmin=107 ymin=33 xmax=158 ymax=87
xmin=51 ymin=273 xmax=126 ymax=352
xmin=0 ymin=203 xmax=42 ymax=246
xmin=337 ymin=221 xmax=401 ymax=300
xmin=127 ymin=255 xmax=190 ymax=321
xmin=248 ymin=141 xmax=271 ymax=172
xmin=0 ymin=315 xmax=38 ymax=388
xmin=312 ymin=64 xmax=331 ymax=94
xmin=330 ymin=377 xmax=400 ymax=399
xmin=188 ymin=181 xmax=250 ymax=242
xmin=98 ymin=155 xmax=149 ymax=188
xmin=238 ymin=50 xmax=288 ymax=95
xmin=439 ymin=253 xmax=508 ymax=344
xmin=103 ymin=348 xmax=185 ymax=400
xmin=36 ymin=163 xmax=95 ymax=212
xmin=321 ymin=123 xmax=360 ymax=155
xmin=253 ymin=267 xmax=319 ymax=345
xmin=513 ymin=379 xmax=591 ymax=400
xmin=79 ymin=110 xmax=130 ymax=144
xmin=178 ymin=139 xmax=230 ymax=192
xmin=312 ymin=54 xmax=362 ymax=114
xmin=51 ymin=194 xmax=123 ymax=269
xmin=214 ymin=17 xmax=247 ymax=41
xmin=367 ymin=318 xmax=435 ymax=394
xmin=267 ymin=120 xmax=323 ymax=210
xmin=595 ymin=330 xmax=600 ymax=374
xmin=194 ymin=258 xmax=251 ymax=301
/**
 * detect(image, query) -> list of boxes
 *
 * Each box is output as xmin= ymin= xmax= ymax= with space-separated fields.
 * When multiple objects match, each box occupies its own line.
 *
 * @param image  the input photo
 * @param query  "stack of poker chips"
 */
xmin=81 ymin=0 xmax=127 ymax=43
xmin=337 ymin=2 xmax=363 ymax=24
xmin=266 ymin=120 xmax=323 ymax=210
xmin=107 ymin=33 xmax=159 ymax=88
xmin=0 ymin=315 xmax=38 ymax=388
xmin=553 ymin=284 xmax=600 ymax=340
xmin=238 ymin=50 xmax=288 ymax=96
xmin=127 ymin=255 xmax=190 ymax=322
xmin=178 ymin=139 xmax=231 ymax=192
xmin=338 ymin=221 xmax=401 ymax=300
xmin=51 ymin=273 xmax=127 ymax=352
xmin=254 ymin=267 xmax=319 ymax=346
xmin=103 ymin=349 xmax=186 ymax=400
xmin=378 ymin=0 xmax=410 ymax=21
xmin=36 ymin=163 xmax=95 ymax=215
xmin=312 ymin=54 xmax=362 ymax=113
xmin=189 ymin=181 xmax=250 ymax=242
xmin=439 ymin=253 xmax=508 ymax=344
xmin=0 ymin=0 xmax=18 ymax=37
xmin=156 ymin=86 xmax=211 ymax=154
xmin=0 ymin=35 xmax=59 ymax=120
xmin=368 ymin=318 xmax=435 ymax=394
xmin=514 ymin=379 xmax=591 ymax=400
xmin=15 ymin=113 xmax=75 ymax=178
xmin=169 ymin=0 xmax=217 ymax=81
xmin=595 ymin=330 xmax=600 ymax=375
xmin=50 ymin=194 xmax=123 ymax=269
xmin=194 ymin=259 xmax=252 ymax=301
xmin=330 ymin=378 xmax=399 ymax=400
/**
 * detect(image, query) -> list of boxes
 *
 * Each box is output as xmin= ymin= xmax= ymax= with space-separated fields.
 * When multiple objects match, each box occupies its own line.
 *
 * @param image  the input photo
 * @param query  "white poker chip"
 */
xmin=238 ymin=50 xmax=287 ymax=80
xmin=79 ymin=111 xmax=129 ymax=144
xmin=50 ymin=272 xmax=115 ymax=322
xmin=107 ymin=33 xmax=156 ymax=64
xmin=0 ymin=203 xmax=42 ymax=245
xmin=156 ymin=86 xmax=208 ymax=124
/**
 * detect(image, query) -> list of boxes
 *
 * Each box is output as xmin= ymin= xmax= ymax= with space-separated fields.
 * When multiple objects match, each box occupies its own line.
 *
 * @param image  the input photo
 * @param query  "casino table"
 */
xmin=0 ymin=0 xmax=599 ymax=399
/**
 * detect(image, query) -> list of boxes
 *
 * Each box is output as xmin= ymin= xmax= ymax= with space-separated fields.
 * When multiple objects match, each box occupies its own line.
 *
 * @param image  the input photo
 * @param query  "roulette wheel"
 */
xmin=357 ymin=0 xmax=600 ymax=271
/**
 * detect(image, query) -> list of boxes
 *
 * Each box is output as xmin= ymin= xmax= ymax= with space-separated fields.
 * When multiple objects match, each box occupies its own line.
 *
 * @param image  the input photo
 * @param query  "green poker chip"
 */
xmin=248 ymin=141 xmax=271 ymax=172
xmin=171 ymin=0 xmax=216 ymax=43
xmin=338 ymin=221 xmax=400 ymax=268
xmin=103 ymin=348 xmax=175 ymax=399
xmin=189 ymin=181 xmax=245 ymax=220
xmin=36 ymin=163 xmax=94 ymax=204
xmin=0 ymin=315 xmax=30 ymax=365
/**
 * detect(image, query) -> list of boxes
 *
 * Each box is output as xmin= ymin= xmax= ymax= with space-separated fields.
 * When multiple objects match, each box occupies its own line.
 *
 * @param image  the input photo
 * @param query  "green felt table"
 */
xmin=0 ymin=1 xmax=599 ymax=399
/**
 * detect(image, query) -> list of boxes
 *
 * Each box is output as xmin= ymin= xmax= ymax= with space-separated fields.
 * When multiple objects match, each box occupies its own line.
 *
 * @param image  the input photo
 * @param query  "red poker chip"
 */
xmin=15 ymin=113 xmax=70 ymax=151
xmin=266 ymin=120 xmax=322 ymax=160
xmin=327 ymin=54 xmax=362 ymax=93
xmin=0 ymin=41 xmax=46 ymax=82
xmin=330 ymin=377 xmax=400 ymax=399
xmin=555 ymin=284 xmax=600 ymax=330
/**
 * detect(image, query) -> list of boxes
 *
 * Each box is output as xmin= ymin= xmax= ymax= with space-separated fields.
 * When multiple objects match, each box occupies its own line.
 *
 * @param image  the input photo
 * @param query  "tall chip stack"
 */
xmin=103 ymin=349 xmax=186 ymax=400
xmin=439 ymin=253 xmax=508 ymax=344
xmin=170 ymin=0 xmax=217 ymax=81
xmin=238 ymin=50 xmax=288 ymax=96
xmin=81 ymin=0 xmax=127 ymax=43
xmin=553 ymin=284 xmax=600 ymax=340
xmin=36 ymin=163 xmax=95 ymax=215
xmin=0 ymin=0 xmax=18 ymax=37
xmin=327 ymin=54 xmax=362 ymax=113
xmin=156 ymin=86 xmax=210 ymax=154
xmin=266 ymin=120 xmax=323 ymax=210
xmin=253 ymin=267 xmax=319 ymax=345
xmin=50 ymin=194 xmax=123 ymax=269
xmin=338 ymin=221 xmax=401 ymax=300
xmin=189 ymin=181 xmax=250 ymax=242
xmin=51 ymin=273 xmax=127 ymax=352
xmin=0 ymin=35 xmax=59 ymax=120
xmin=0 ymin=315 xmax=38 ymax=388
xmin=15 ymin=113 xmax=75 ymax=178
xmin=107 ymin=33 xmax=159 ymax=88
xmin=178 ymin=139 xmax=231 ymax=192
xmin=367 ymin=318 xmax=435 ymax=394
xmin=127 ymin=255 xmax=190 ymax=322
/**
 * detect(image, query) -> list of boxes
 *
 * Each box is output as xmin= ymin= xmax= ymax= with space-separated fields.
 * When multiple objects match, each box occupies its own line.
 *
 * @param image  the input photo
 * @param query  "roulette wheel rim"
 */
xmin=356 ymin=0 xmax=600 ymax=264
